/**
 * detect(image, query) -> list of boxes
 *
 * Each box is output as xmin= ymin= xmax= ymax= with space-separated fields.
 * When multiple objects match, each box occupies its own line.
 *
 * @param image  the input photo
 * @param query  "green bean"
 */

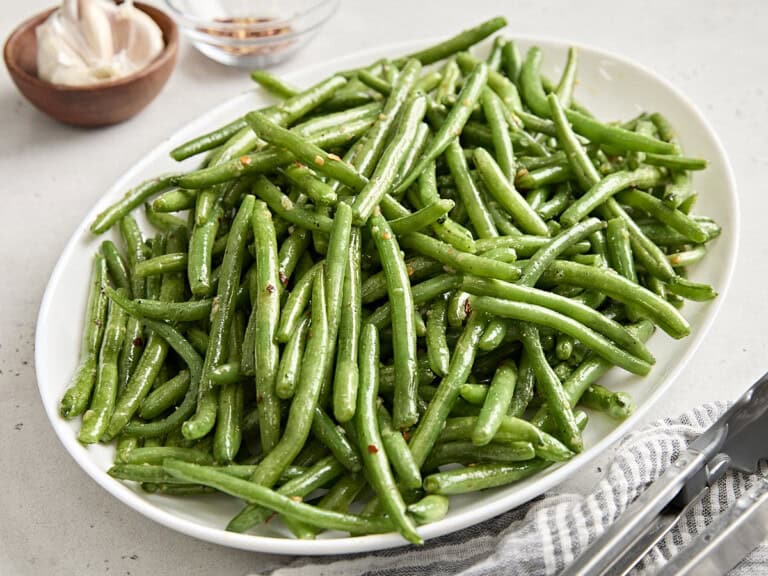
xmin=472 ymin=295 xmax=650 ymax=375
xmin=600 ymin=199 xmax=676 ymax=281
xmin=276 ymin=314 xmax=310 ymax=399
xmin=393 ymin=122 xmax=431 ymax=194
xmin=416 ymin=160 xmax=478 ymax=253
xmin=352 ymin=95 xmax=427 ymax=222
xmin=521 ymin=217 xmax=606 ymax=287
xmin=213 ymin=382 xmax=243 ymax=462
xmin=615 ymin=188 xmax=709 ymax=244
xmin=455 ymin=52 xmax=523 ymax=114
xmin=175 ymin=117 xmax=375 ymax=190
xmin=546 ymin=93 xmax=600 ymax=192
xmin=277 ymin=262 xmax=321 ymax=342
xmin=447 ymin=289 xmax=471 ymax=328
xmin=481 ymin=88 xmax=516 ymax=178
xmin=388 ymin=199 xmax=455 ymax=236
xmin=139 ymin=370 xmax=191 ymax=420
xmin=275 ymin=227 xmax=310 ymax=289
xmin=543 ymin=260 xmax=690 ymax=338
xmin=505 ymin=349 xmax=533 ymax=418
xmin=579 ymin=384 xmax=634 ymax=420
xmin=123 ymin=447 xmax=213 ymax=466
xmin=459 ymin=383 xmax=488 ymax=405
xmin=409 ymin=311 xmax=487 ymax=467
xmin=358 ymin=69 xmax=392 ymax=95
xmin=170 ymin=118 xmax=248 ymax=162
xmin=134 ymin=252 xmax=188 ymax=278
xmin=91 ymin=173 xmax=181 ymax=234
xmin=643 ymin=153 xmax=707 ymax=171
xmin=425 ymin=440 xmax=536 ymax=469
xmin=166 ymin=459 xmax=390 ymax=535
xmin=367 ymin=274 xmax=461 ymax=329
xmin=250 ymin=69 xmax=299 ymax=99
xmin=446 ymin=139 xmax=498 ymax=238
xmin=559 ymin=166 xmax=662 ymax=226
xmin=61 ymin=253 xmax=109 ymax=418
xmin=184 ymin=196 xmax=255 ymax=440
xmin=666 ymin=276 xmax=718 ymax=301
xmin=377 ymin=404 xmax=422 ymax=489
xmin=426 ymin=297 xmax=451 ymax=377
xmin=416 ymin=70 xmax=443 ymax=93
xmin=369 ymin=213 xmax=418 ymax=428
xmin=334 ymin=228 xmax=362 ymax=423
xmin=501 ymin=39 xmax=522 ymax=83
xmin=474 ymin=147 xmax=549 ymax=236
xmin=555 ymin=47 xmax=578 ymax=108
xmin=436 ymin=60 xmax=461 ymax=104
xmin=356 ymin=324 xmax=422 ymax=544
xmin=472 ymin=360 xmax=517 ymax=446
xmin=101 ymin=241 xmax=131 ymax=296
xmin=151 ymin=188 xmax=197 ymax=213
xmin=78 ymin=294 xmax=127 ymax=443
xmin=252 ymin=176 xmax=333 ymax=233
xmin=394 ymin=62 xmax=489 ymax=196
xmin=245 ymin=111 xmax=368 ymax=190
xmin=324 ymin=200 xmax=354 ymax=343
xmin=249 ymin=199 xmax=282 ymax=451
xmin=668 ymin=245 xmax=707 ymax=268
xmin=311 ymin=407 xmax=362 ymax=472
xmin=486 ymin=36 xmax=505 ymax=71
xmin=516 ymin=164 xmax=572 ymax=189
xmin=424 ymin=460 xmax=550 ymax=495
xmin=249 ymin=267 xmax=328 ymax=487
xmin=639 ymin=217 xmax=720 ymax=246
xmin=209 ymin=362 xmax=240 ymax=386
xmin=393 ymin=17 xmax=506 ymax=66
xmin=281 ymin=163 xmax=338 ymax=206
xmin=407 ymin=495 xmax=450 ymax=525
xmin=117 ymin=216 xmax=147 ymax=390
xmin=399 ymin=233 xmax=520 ymax=282
xmin=117 ymin=319 xmax=202 ymax=438
xmin=188 ymin=206 xmax=221 ymax=297
xmin=145 ymin=205 xmax=189 ymax=233
xmin=520 ymin=324 xmax=582 ymax=452
xmin=519 ymin=47 xmax=550 ymax=118
xmin=474 ymin=235 xmax=589 ymax=257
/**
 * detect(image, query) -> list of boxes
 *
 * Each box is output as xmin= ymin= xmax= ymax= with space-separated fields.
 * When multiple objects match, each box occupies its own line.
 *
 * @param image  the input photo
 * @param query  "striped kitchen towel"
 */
xmin=255 ymin=402 xmax=768 ymax=575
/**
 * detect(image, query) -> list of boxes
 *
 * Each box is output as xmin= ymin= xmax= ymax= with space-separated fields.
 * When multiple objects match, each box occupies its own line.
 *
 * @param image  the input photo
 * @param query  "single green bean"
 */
xmin=311 ymin=407 xmax=362 ymax=472
xmin=276 ymin=314 xmax=310 ymax=399
xmin=426 ymin=296 xmax=451 ymax=377
xmin=250 ymin=69 xmax=299 ymax=99
xmin=472 ymin=360 xmax=517 ymax=446
xmin=446 ymin=139 xmax=498 ymax=238
xmin=424 ymin=460 xmax=550 ymax=495
xmin=91 ymin=174 xmax=181 ymax=234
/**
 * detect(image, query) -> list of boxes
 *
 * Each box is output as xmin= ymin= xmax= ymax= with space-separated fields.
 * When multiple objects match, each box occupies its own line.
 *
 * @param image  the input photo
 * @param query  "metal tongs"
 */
xmin=563 ymin=372 xmax=768 ymax=576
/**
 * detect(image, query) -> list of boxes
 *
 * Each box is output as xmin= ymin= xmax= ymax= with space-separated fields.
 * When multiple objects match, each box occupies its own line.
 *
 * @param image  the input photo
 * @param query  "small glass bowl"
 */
xmin=165 ymin=0 xmax=339 ymax=68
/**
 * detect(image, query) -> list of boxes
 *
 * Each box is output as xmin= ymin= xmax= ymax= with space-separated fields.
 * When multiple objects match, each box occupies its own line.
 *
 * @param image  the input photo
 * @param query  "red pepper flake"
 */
xmin=266 ymin=283 xmax=276 ymax=294
xmin=239 ymin=156 xmax=252 ymax=166
xmin=313 ymin=155 xmax=325 ymax=167
xmin=132 ymin=337 xmax=144 ymax=347
xmin=464 ymin=298 xmax=473 ymax=316
xmin=279 ymin=271 xmax=289 ymax=286
xmin=401 ymin=430 xmax=411 ymax=441
xmin=367 ymin=444 xmax=379 ymax=454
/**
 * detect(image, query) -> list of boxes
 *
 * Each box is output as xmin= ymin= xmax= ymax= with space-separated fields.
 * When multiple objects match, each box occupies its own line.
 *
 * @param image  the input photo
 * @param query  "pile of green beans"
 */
xmin=63 ymin=17 xmax=721 ymax=544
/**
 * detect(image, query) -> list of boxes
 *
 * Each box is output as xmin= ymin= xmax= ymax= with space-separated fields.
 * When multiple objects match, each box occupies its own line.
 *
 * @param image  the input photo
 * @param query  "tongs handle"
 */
xmin=561 ymin=449 xmax=707 ymax=576
xmin=656 ymin=476 xmax=768 ymax=576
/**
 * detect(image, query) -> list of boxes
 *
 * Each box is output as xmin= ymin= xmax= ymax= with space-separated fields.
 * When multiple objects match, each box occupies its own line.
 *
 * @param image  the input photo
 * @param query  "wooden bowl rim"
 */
xmin=3 ymin=2 xmax=178 ymax=93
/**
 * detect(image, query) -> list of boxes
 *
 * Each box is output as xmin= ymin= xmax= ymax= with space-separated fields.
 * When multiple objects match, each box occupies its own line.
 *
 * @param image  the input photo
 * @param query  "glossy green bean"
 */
xmin=394 ymin=62 xmax=489 ymax=196
xmin=409 ymin=311 xmax=488 ymax=467
xmin=277 ymin=262 xmax=321 ymax=342
xmin=250 ymin=69 xmax=299 ymax=99
xmin=253 ymin=176 xmax=333 ymax=233
xmin=579 ymin=384 xmax=634 ymax=420
xmin=91 ymin=174 xmax=181 ymax=234
xmin=356 ymin=324 xmax=422 ymax=544
xmin=276 ymin=314 xmax=310 ymax=399
xmin=334 ymin=228 xmax=362 ymax=423
xmin=139 ymin=370 xmax=191 ymax=420
xmin=377 ymin=404 xmax=422 ymax=489
xmin=61 ymin=253 xmax=109 ymax=418
xmin=78 ymin=294 xmax=127 ymax=443
xmin=472 ymin=360 xmax=517 ymax=446
xmin=481 ymin=88 xmax=516 ymax=178
xmin=445 ymin=139 xmax=498 ymax=238
xmin=214 ymin=382 xmax=244 ymax=462
xmin=474 ymin=147 xmax=549 ymax=236
xmin=311 ymin=407 xmax=362 ymax=472
xmin=370 ymin=213 xmax=418 ymax=428
xmin=426 ymin=296 xmax=451 ymax=377
xmin=281 ymin=163 xmax=338 ymax=206
xmin=399 ymin=233 xmax=520 ymax=282
xmin=424 ymin=460 xmax=550 ymax=495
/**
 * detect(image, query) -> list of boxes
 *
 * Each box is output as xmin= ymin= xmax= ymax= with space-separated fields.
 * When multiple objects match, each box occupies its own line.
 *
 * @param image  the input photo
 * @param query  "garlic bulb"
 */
xmin=36 ymin=0 xmax=165 ymax=86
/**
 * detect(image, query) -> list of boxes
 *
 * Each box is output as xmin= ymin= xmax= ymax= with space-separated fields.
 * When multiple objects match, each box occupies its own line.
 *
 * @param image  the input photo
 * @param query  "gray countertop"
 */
xmin=2 ymin=1 xmax=767 ymax=574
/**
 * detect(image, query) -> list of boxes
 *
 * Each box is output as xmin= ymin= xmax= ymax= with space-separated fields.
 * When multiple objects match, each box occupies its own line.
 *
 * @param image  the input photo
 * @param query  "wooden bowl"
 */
xmin=3 ymin=3 xmax=178 ymax=127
